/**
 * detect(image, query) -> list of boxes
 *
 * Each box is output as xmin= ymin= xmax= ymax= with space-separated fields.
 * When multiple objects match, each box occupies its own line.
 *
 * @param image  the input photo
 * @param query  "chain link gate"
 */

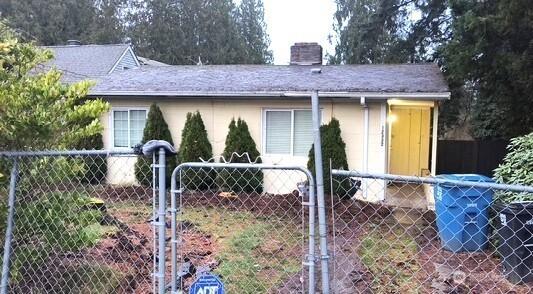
xmin=329 ymin=169 xmax=533 ymax=293
xmin=167 ymin=161 xmax=326 ymax=294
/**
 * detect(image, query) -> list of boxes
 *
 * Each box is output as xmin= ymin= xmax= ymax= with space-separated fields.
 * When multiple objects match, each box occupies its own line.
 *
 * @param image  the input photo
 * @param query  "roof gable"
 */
xmin=109 ymin=46 xmax=140 ymax=73
xmin=42 ymin=44 xmax=136 ymax=82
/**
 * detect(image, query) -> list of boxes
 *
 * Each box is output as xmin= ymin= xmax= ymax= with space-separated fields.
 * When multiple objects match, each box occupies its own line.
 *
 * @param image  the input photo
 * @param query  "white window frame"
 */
xmin=262 ymin=108 xmax=319 ymax=157
xmin=109 ymin=107 xmax=149 ymax=149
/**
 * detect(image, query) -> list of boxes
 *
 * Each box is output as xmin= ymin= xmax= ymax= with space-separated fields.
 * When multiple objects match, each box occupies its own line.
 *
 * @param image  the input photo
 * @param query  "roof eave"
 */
xmin=88 ymin=90 xmax=451 ymax=100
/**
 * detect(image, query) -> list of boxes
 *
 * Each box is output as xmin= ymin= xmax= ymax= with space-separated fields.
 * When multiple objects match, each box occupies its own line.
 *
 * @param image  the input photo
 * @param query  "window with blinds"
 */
xmin=113 ymin=109 xmax=147 ymax=148
xmin=264 ymin=109 xmax=314 ymax=156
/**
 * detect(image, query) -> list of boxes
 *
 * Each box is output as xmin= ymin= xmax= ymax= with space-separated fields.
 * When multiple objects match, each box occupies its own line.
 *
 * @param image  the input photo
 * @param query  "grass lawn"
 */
xmin=182 ymin=207 xmax=302 ymax=293
xmin=359 ymin=224 xmax=421 ymax=293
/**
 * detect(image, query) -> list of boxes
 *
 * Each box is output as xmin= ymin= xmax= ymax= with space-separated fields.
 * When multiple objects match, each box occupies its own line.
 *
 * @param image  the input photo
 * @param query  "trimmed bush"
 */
xmin=178 ymin=111 xmax=213 ymax=190
xmin=218 ymin=118 xmax=263 ymax=193
xmin=134 ymin=103 xmax=177 ymax=187
xmin=493 ymin=132 xmax=533 ymax=203
xmin=72 ymin=133 xmax=107 ymax=184
xmin=307 ymin=118 xmax=349 ymax=196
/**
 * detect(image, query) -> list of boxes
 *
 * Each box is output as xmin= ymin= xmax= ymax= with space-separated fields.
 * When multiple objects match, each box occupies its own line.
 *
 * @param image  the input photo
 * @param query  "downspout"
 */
xmin=431 ymin=104 xmax=439 ymax=175
xmin=361 ymin=97 xmax=369 ymax=199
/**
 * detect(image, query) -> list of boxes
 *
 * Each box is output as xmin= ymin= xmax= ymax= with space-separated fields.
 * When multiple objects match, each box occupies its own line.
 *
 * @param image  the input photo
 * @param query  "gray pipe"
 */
xmin=0 ymin=159 xmax=19 ymax=294
xmin=311 ymin=90 xmax=330 ymax=293
xmin=300 ymin=181 xmax=316 ymax=294
xmin=0 ymin=149 xmax=135 ymax=158
xmin=157 ymin=148 xmax=166 ymax=294
xmin=331 ymin=169 xmax=533 ymax=193
xmin=151 ymin=153 xmax=157 ymax=294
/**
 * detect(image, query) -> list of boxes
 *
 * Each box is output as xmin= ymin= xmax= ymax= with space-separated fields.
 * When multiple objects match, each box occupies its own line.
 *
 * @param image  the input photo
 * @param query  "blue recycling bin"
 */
xmin=434 ymin=174 xmax=494 ymax=252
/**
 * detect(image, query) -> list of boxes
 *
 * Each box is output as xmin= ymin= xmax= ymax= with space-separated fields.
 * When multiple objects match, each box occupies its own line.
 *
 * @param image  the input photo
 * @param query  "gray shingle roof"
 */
xmin=42 ymin=44 xmax=130 ymax=82
xmin=90 ymin=63 xmax=449 ymax=98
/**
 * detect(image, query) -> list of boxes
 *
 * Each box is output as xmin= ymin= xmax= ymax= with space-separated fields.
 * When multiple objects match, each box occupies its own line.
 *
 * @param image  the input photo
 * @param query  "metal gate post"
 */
xmin=311 ymin=90 xmax=330 ymax=293
xmin=0 ymin=159 xmax=19 ymax=294
xmin=151 ymin=153 xmax=157 ymax=294
xmin=169 ymin=170 xmax=179 ymax=293
xmin=156 ymin=148 xmax=166 ymax=294
xmin=299 ymin=180 xmax=316 ymax=294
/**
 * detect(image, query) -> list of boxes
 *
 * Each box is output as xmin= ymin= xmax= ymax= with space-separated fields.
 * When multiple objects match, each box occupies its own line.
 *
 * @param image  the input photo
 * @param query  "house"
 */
xmin=48 ymin=42 xmax=450 ymax=205
xmin=42 ymin=40 xmax=166 ymax=83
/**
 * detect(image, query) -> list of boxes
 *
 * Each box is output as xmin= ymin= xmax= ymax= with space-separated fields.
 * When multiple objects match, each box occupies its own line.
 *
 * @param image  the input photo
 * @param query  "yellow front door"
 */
xmin=389 ymin=106 xmax=431 ymax=176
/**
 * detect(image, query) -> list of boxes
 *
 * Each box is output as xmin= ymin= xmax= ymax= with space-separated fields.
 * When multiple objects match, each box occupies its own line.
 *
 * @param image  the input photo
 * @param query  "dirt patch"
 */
xmin=181 ymin=189 xmax=304 ymax=218
xmin=416 ymin=224 xmax=533 ymax=294
xmin=329 ymin=196 xmax=533 ymax=293
xmin=94 ymin=185 xmax=153 ymax=202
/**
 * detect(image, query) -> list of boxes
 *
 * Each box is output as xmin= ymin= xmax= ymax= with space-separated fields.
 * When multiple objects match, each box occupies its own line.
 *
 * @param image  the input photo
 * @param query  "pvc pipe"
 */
xmin=311 ymin=90 xmax=330 ymax=294
xmin=157 ymin=148 xmax=166 ymax=294
xmin=0 ymin=159 xmax=19 ymax=294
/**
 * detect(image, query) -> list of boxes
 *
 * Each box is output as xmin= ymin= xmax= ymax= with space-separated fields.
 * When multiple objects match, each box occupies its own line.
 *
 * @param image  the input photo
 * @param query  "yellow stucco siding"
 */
xmin=101 ymin=98 xmax=388 ymax=196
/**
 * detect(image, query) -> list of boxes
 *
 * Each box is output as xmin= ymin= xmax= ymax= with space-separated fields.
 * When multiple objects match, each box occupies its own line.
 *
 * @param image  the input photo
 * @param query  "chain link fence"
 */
xmin=0 ymin=150 xmax=157 ymax=293
xmin=0 ymin=150 xmax=328 ymax=293
xmin=168 ymin=162 xmax=319 ymax=293
xmin=329 ymin=169 xmax=533 ymax=293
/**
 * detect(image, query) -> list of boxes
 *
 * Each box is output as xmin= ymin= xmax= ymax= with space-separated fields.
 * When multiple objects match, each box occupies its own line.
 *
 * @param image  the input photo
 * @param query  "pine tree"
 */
xmin=178 ymin=111 xmax=213 ymax=190
xmin=134 ymin=103 xmax=177 ymax=187
xmin=441 ymin=0 xmax=533 ymax=139
xmin=88 ymin=0 xmax=126 ymax=44
xmin=129 ymin=0 xmax=272 ymax=65
xmin=219 ymin=118 xmax=263 ymax=193
xmin=307 ymin=118 xmax=349 ymax=196
xmin=235 ymin=0 xmax=273 ymax=64
xmin=0 ymin=0 xmax=127 ymax=45
xmin=331 ymin=0 xmax=449 ymax=64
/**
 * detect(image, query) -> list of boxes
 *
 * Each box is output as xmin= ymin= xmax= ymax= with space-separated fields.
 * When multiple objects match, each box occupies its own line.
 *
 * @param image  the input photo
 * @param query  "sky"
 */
xmin=263 ymin=0 xmax=337 ymax=65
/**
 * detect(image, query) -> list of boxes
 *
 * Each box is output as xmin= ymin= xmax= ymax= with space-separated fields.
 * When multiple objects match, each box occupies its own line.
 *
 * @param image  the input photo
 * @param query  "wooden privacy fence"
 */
xmin=436 ymin=140 xmax=509 ymax=177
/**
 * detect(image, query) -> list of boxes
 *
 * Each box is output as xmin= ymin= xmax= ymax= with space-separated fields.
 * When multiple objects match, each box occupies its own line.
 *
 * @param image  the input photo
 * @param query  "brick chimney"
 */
xmin=290 ymin=42 xmax=322 ymax=65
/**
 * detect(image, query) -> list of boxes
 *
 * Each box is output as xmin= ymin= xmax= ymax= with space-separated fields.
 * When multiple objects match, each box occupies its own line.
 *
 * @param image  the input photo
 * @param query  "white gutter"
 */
xmin=89 ymin=90 xmax=451 ymax=100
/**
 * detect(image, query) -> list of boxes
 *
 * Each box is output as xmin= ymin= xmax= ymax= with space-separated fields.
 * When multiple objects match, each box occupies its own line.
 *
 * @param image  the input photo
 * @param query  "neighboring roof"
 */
xmin=137 ymin=56 xmax=169 ymax=67
xmin=42 ymin=44 xmax=135 ymax=83
xmin=90 ymin=63 xmax=450 ymax=99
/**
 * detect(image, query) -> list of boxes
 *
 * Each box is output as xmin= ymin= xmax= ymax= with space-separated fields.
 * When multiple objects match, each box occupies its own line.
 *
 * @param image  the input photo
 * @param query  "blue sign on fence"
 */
xmin=189 ymin=274 xmax=225 ymax=294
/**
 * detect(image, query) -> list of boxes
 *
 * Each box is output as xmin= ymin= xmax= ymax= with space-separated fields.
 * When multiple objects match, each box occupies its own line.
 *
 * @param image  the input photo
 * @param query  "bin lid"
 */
xmin=436 ymin=174 xmax=494 ymax=183
xmin=494 ymin=201 xmax=533 ymax=214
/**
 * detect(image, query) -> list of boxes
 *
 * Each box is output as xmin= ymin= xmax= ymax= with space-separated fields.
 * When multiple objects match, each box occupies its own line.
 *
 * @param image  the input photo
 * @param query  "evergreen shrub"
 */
xmin=218 ymin=118 xmax=263 ymax=193
xmin=134 ymin=103 xmax=177 ymax=187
